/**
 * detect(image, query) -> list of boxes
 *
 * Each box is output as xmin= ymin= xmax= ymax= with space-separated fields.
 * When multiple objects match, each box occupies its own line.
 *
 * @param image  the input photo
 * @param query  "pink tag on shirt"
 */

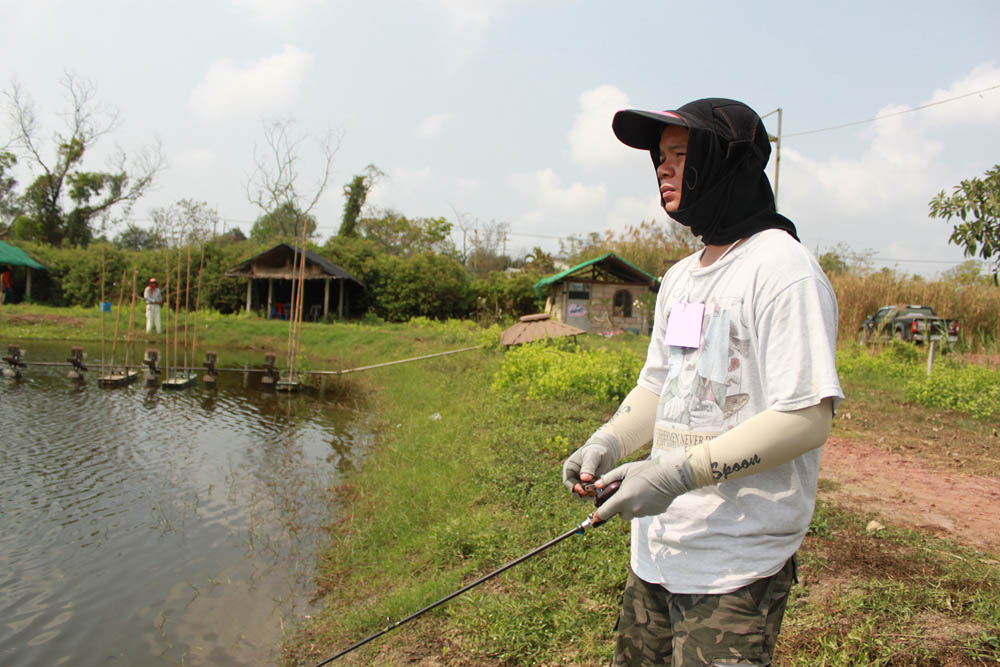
xmin=665 ymin=302 xmax=705 ymax=348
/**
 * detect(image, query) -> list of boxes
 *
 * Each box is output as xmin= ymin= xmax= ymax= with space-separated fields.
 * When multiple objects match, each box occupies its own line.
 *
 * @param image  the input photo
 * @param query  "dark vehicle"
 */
xmin=859 ymin=304 xmax=960 ymax=344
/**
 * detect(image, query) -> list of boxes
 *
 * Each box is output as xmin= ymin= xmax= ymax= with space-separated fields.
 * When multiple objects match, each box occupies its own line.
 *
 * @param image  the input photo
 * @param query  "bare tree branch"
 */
xmin=245 ymin=116 xmax=343 ymax=231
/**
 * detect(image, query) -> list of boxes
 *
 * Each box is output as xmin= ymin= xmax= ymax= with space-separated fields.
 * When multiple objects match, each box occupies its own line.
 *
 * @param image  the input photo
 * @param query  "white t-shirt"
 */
xmin=143 ymin=286 xmax=162 ymax=305
xmin=633 ymin=229 xmax=844 ymax=594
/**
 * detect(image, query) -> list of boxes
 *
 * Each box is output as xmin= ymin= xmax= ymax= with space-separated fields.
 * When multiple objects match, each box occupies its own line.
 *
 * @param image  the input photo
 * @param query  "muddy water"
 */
xmin=0 ymin=341 xmax=371 ymax=666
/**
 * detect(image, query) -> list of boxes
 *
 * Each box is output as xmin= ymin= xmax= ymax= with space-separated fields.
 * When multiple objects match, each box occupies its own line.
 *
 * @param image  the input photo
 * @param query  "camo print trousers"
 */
xmin=614 ymin=556 xmax=797 ymax=666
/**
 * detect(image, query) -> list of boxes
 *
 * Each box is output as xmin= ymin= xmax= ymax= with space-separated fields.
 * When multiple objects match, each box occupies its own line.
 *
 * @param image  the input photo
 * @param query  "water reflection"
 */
xmin=0 ymin=341 xmax=371 ymax=666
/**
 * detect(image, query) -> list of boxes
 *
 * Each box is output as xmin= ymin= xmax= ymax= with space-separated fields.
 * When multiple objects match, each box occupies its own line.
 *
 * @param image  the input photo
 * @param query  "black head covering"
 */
xmin=612 ymin=98 xmax=798 ymax=245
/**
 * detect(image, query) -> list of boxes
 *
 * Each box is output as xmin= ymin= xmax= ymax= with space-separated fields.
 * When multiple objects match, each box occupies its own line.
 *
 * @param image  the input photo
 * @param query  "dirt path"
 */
xmin=819 ymin=436 xmax=1000 ymax=552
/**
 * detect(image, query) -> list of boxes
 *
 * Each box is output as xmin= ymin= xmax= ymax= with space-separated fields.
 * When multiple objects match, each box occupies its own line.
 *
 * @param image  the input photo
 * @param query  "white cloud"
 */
xmin=509 ymin=167 xmax=608 ymax=243
xmin=416 ymin=112 xmax=455 ymax=139
xmin=189 ymin=45 xmax=313 ymax=120
xmin=923 ymin=62 xmax=1000 ymax=126
xmin=778 ymin=62 xmax=1000 ymax=263
xmin=607 ymin=194 xmax=662 ymax=229
xmin=425 ymin=0 xmax=525 ymax=33
xmin=512 ymin=168 xmax=607 ymax=210
xmin=174 ymin=147 xmax=217 ymax=171
xmin=420 ymin=0 xmax=541 ymax=62
xmin=231 ymin=0 xmax=324 ymax=23
xmin=568 ymin=85 xmax=632 ymax=166
xmin=0 ymin=0 xmax=61 ymax=26
xmin=368 ymin=166 xmax=434 ymax=209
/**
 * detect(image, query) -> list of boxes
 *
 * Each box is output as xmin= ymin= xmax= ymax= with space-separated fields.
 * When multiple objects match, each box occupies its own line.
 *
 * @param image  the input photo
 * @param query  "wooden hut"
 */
xmin=0 ymin=240 xmax=47 ymax=302
xmin=225 ymin=243 xmax=365 ymax=320
xmin=534 ymin=252 xmax=660 ymax=334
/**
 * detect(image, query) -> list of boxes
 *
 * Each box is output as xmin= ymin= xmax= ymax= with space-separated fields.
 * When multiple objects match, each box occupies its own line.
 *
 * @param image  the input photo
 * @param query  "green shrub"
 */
xmin=904 ymin=362 xmax=1000 ymax=421
xmin=492 ymin=340 xmax=643 ymax=402
xmin=472 ymin=270 xmax=544 ymax=323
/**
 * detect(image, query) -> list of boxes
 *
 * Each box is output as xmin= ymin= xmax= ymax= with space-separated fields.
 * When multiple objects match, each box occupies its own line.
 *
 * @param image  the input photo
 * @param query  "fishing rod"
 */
xmin=315 ymin=482 xmax=621 ymax=665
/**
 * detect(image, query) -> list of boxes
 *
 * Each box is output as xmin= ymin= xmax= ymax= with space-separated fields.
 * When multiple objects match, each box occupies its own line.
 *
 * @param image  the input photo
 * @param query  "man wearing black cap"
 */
xmin=563 ymin=99 xmax=843 ymax=665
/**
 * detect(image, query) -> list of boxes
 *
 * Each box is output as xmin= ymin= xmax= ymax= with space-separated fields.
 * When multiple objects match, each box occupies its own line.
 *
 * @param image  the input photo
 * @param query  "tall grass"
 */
xmin=831 ymin=272 xmax=1000 ymax=351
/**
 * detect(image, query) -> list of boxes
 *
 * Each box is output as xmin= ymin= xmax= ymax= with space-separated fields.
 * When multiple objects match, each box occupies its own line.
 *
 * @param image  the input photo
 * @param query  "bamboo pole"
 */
xmin=108 ymin=270 xmax=127 ymax=373
xmin=292 ymin=227 xmax=308 ymax=377
xmin=285 ymin=244 xmax=299 ymax=374
xmin=191 ymin=241 xmax=206 ymax=365
xmin=100 ymin=249 xmax=106 ymax=374
xmin=163 ymin=247 xmax=171 ymax=380
xmin=173 ymin=244 xmax=181 ymax=380
xmin=125 ymin=268 xmax=138 ymax=371
xmin=184 ymin=242 xmax=192 ymax=375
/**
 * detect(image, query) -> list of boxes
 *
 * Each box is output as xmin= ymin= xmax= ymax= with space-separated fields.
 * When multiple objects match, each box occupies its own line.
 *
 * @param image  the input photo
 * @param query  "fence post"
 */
xmin=926 ymin=340 xmax=937 ymax=376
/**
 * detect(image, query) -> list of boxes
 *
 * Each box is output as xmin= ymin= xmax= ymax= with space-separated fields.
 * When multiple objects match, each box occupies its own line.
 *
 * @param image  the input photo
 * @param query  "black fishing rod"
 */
xmin=315 ymin=482 xmax=620 ymax=665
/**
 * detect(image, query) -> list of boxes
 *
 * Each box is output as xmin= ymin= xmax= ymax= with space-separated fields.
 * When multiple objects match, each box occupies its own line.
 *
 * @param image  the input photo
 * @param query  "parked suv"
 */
xmin=859 ymin=304 xmax=959 ymax=344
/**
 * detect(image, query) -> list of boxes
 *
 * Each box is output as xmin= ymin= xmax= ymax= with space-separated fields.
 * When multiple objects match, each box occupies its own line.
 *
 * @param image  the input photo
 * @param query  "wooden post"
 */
xmin=245 ymin=279 xmax=252 ymax=314
xmin=926 ymin=340 xmax=937 ymax=376
xmin=268 ymin=278 xmax=274 ymax=319
xmin=324 ymin=278 xmax=330 ymax=320
xmin=25 ymin=269 xmax=32 ymax=302
xmin=338 ymin=279 xmax=344 ymax=320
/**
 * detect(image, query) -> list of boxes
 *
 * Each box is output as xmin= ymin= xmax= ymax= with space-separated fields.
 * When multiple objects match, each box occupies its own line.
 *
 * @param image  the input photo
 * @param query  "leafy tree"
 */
xmin=473 ymin=271 xmax=543 ymax=322
xmin=458 ymin=218 xmax=511 ymax=278
xmin=0 ymin=150 xmax=21 ymax=234
xmin=359 ymin=209 xmax=455 ymax=256
xmin=561 ymin=219 xmax=699 ymax=278
xmin=113 ymin=223 xmax=165 ymax=250
xmin=520 ymin=246 xmax=557 ymax=274
xmin=929 ymin=164 xmax=1000 ymax=286
xmin=938 ymin=259 xmax=993 ymax=286
xmin=338 ymin=164 xmax=382 ymax=237
xmin=211 ymin=226 xmax=247 ymax=244
xmin=817 ymin=242 xmax=876 ymax=276
xmin=250 ymin=202 xmax=316 ymax=242
xmin=4 ymin=74 xmax=163 ymax=246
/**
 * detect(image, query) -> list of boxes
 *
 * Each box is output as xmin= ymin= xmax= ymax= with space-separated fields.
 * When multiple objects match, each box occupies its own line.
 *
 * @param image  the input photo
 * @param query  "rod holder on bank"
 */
xmin=67 ymin=347 xmax=88 ymax=380
xmin=204 ymin=352 xmax=219 ymax=384
xmin=3 ymin=345 xmax=26 ymax=378
xmin=261 ymin=353 xmax=279 ymax=385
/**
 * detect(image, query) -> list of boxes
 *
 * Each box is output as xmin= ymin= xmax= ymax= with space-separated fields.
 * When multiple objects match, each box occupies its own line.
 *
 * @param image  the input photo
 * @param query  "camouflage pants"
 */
xmin=614 ymin=556 xmax=797 ymax=666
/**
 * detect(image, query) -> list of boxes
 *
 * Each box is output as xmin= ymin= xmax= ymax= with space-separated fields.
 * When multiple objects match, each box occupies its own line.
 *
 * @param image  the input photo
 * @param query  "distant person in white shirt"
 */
xmin=143 ymin=277 xmax=163 ymax=334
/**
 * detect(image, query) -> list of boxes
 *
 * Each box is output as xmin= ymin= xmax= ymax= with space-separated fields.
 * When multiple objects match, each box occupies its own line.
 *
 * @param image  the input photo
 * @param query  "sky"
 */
xmin=2 ymin=0 xmax=999 ymax=277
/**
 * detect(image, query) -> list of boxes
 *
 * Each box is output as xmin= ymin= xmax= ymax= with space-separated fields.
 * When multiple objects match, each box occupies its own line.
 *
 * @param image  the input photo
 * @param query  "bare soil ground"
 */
xmin=3 ymin=312 xmax=87 ymax=328
xmin=819 ymin=436 xmax=1000 ymax=553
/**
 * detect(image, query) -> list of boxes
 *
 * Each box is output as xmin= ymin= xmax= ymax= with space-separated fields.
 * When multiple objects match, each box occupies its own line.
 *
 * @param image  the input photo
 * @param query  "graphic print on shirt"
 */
xmin=657 ymin=298 xmax=750 ymax=431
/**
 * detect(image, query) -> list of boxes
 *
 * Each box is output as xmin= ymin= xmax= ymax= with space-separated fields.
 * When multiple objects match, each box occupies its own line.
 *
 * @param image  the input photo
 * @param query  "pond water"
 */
xmin=0 ymin=341 xmax=371 ymax=666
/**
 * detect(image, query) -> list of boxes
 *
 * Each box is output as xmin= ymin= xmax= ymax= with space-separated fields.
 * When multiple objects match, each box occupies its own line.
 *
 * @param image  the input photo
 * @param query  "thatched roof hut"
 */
xmin=225 ymin=243 xmax=365 ymax=320
xmin=500 ymin=313 xmax=586 ymax=347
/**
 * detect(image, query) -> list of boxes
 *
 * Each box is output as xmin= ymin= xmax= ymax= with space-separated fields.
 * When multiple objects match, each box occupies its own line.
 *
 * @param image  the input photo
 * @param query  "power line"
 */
xmin=780 ymin=82 xmax=1000 ymax=139
xmin=873 ymin=256 xmax=980 ymax=265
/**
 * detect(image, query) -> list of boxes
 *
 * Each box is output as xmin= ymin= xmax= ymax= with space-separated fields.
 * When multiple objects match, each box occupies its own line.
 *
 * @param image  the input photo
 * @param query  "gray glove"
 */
xmin=562 ymin=431 xmax=622 ymax=492
xmin=594 ymin=447 xmax=697 ymax=521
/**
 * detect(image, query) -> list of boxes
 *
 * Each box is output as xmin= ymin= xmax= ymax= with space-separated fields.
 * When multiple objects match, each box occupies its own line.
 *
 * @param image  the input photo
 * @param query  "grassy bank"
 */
xmin=4 ymin=308 xmax=997 ymax=664
xmin=283 ymin=331 xmax=998 ymax=665
xmin=0 ymin=303 xmax=492 ymax=373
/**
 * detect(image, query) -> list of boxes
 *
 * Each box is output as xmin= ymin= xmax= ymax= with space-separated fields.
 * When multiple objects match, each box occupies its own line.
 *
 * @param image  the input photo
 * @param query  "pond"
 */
xmin=0 ymin=341 xmax=371 ymax=666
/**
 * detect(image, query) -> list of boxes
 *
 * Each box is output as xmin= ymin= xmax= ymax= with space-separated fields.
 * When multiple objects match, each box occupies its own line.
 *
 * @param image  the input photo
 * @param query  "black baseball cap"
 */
xmin=612 ymin=98 xmax=770 ymax=160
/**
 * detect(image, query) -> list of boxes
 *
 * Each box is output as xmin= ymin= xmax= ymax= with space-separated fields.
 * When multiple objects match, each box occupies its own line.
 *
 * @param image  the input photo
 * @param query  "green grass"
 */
xmin=285 ymin=333 xmax=999 ymax=666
